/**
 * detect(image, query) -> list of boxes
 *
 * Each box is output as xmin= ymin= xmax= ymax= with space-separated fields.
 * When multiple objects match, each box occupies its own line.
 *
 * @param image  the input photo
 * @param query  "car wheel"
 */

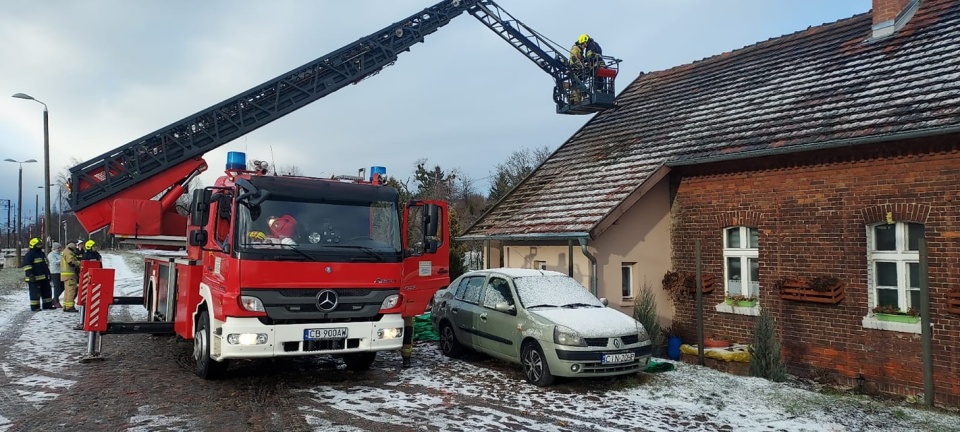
xmin=194 ymin=310 xmax=229 ymax=380
xmin=343 ymin=352 xmax=377 ymax=371
xmin=521 ymin=341 xmax=554 ymax=387
xmin=439 ymin=322 xmax=465 ymax=358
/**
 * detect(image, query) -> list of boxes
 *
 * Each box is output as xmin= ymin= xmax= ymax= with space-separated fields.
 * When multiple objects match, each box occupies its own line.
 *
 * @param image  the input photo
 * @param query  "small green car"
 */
xmin=431 ymin=268 xmax=652 ymax=386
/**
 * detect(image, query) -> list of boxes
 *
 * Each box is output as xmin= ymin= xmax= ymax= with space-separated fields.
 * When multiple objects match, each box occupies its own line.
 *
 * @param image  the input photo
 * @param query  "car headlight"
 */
xmin=554 ymin=325 xmax=586 ymax=347
xmin=636 ymin=322 xmax=650 ymax=342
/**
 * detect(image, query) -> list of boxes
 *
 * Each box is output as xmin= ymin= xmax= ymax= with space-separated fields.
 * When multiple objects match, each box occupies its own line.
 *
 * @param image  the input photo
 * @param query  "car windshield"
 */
xmin=513 ymin=275 xmax=603 ymax=309
xmin=236 ymin=197 xmax=402 ymax=262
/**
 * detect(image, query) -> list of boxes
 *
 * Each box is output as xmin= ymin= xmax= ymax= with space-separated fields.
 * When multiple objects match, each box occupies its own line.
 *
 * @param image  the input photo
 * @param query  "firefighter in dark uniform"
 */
xmin=22 ymin=237 xmax=54 ymax=311
xmin=82 ymin=240 xmax=103 ymax=261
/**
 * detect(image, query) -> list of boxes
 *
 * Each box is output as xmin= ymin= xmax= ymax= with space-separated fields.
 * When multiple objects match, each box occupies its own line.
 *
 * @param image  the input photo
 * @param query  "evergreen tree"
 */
xmin=750 ymin=307 xmax=787 ymax=382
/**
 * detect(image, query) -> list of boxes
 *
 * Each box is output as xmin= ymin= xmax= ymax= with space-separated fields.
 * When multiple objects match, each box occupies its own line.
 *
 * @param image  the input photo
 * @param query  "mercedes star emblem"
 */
xmin=316 ymin=290 xmax=339 ymax=312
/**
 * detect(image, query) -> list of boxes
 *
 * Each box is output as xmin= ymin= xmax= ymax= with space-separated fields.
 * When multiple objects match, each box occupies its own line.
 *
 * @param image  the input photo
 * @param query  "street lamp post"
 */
xmin=37 ymin=184 xmax=55 ymax=241
xmin=12 ymin=93 xmax=51 ymax=254
xmin=4 ymin=159 xmax=38 ymax=266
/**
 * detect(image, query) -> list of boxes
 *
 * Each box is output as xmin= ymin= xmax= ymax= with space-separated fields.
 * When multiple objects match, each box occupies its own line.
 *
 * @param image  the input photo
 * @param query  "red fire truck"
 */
xmin=66 ymin=0 xmax=621 ymax=379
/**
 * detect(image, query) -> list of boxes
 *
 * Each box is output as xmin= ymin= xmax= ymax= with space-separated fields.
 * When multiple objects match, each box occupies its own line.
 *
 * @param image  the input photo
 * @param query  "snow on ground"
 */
xmin=303 ymin=339 xmax=960 ymax=432
xmin=0 ymin=253 xmax=145 ymax=432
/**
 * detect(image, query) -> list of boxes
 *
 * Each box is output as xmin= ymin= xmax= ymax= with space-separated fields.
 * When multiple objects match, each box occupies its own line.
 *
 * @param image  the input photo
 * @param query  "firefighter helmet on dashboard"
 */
xmin=268 ymin=215 xmax=298 ymax=239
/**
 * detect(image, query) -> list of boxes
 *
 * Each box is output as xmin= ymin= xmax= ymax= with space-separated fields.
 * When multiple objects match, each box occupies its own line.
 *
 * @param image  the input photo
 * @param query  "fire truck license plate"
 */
xmin=304 ymin=328 xmax=348 ymax=340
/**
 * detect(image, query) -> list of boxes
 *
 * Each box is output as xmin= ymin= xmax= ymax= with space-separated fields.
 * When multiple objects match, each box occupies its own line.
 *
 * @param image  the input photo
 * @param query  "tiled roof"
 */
xmin=463 ymin=0 xmax=960 ymax=240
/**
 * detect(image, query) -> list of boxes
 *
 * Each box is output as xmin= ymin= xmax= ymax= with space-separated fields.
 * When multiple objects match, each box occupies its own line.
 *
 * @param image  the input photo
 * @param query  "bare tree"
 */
xmin=488 ymin=145 xmax=551 ymax=202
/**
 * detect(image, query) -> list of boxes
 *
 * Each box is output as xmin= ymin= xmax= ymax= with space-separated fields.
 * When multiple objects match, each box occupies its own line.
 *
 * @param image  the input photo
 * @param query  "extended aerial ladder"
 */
xmin=66 ymin=0 xmax=622 ymax=236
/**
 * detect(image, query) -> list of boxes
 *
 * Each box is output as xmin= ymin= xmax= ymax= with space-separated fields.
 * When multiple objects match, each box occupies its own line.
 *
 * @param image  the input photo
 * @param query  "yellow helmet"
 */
xmin=578 ymin=34 xmax=590 ymax=45
xmin=28 ymin=238 xmax=41 ymax=248
xmin=85 ymin=239 xmax=96 ymax=250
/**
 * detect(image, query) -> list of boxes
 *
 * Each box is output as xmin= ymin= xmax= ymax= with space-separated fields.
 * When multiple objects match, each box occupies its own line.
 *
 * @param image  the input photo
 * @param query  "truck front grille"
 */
xmin=241 ymin=287 xmax=399 ymax=323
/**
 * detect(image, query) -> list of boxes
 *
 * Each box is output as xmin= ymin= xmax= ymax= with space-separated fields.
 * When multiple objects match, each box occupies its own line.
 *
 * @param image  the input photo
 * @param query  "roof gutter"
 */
xmin=456 ymin=232 xmax=591 ymax=242
xmin=665 ymin=125 xmax=960 ymax=167
xmin=578 ymin=237 xmax=598 ymax=297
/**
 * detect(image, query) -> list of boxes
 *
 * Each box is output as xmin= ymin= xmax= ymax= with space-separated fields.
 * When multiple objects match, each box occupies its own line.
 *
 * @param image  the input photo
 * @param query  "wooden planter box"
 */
xmin=948 ymin=291 xmax=960 ymax=315
xmin=700 ymin=273 xmax=716 ymax=295
xmin=779 ymin=280 xmax=845 ymax=305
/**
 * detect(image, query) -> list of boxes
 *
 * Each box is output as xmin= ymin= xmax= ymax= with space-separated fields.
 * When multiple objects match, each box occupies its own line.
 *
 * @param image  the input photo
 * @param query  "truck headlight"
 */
xmin=554 ymin=325 xmax=586 ymax=347
xmin=240 ymin=296 xmax=265 ymax=312
xmin=380 ymin=294 xmax=399 ymax=310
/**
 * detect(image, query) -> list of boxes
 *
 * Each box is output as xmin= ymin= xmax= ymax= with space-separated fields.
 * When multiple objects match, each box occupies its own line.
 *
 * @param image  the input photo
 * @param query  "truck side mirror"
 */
xmin=188 ymin=229 xmax=208 ymax=247
xmin=425 ymin=238 xmax=439 ymax=254
xmin=424 ymin=204 xmax=440 ymax=237
xmin=190 ymin=189 xmax=212 ymax=226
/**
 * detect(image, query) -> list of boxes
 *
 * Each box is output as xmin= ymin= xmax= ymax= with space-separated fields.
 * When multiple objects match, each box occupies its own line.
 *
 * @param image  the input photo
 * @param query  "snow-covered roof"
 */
xmin=464 ymin=0 xmax=960 ymax=240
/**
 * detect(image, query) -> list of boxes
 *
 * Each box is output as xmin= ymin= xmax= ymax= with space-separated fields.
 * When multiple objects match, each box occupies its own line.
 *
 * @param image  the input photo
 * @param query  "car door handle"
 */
xmin=451 ymin=307 xmax=459 ymax=314
xmin=479 ymin=313 xmax=487 ymax=321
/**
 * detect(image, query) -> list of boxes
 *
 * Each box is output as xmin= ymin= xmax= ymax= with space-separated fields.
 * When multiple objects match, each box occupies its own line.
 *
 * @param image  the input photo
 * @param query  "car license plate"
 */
xmin=304 ymin=328 xmax=348 ymax=340
xmin=602 ymin=352 xmax=635 ymax=364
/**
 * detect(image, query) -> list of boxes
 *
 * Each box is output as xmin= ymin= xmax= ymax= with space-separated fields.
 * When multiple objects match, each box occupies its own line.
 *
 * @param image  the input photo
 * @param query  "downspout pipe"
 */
xmin=577 ymin=237 xmax=598 ymax=296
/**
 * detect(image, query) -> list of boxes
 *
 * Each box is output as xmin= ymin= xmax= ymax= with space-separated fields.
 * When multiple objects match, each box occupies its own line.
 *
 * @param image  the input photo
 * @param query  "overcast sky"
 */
xmin=0 ymin=0 xmax=871 ymax=226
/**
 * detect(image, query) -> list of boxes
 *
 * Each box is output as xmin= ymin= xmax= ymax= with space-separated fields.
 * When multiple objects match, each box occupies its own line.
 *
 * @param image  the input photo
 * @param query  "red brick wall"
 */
xmin=873 ymin=0 xmax=912 ymax=25
xmin=669 ymin=134 xmax=960 ymax=407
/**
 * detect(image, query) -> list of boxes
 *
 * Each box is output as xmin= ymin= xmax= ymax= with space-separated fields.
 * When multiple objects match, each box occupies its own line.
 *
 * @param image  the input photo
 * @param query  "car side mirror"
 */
xmin=494 ymin=302 xmax=516 ymax=315
xmin=599 ymin=298 xmax=609 ymax=307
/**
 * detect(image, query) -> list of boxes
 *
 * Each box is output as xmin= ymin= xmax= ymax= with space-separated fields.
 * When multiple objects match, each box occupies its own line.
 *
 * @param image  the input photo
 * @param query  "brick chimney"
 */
xmin=872 ymin=0 xmax=921 ymax=38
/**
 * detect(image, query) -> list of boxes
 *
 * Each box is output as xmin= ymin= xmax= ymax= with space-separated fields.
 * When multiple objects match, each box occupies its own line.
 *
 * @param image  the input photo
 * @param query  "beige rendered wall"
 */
xmin=591 ymin=179 xmax=673 ymax=325
xmin=502 ymin=244 xmax=593 ymax=288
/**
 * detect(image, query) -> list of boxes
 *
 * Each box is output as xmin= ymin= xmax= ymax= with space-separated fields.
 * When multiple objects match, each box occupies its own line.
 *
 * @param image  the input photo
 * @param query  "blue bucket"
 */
xmin=667 ymin=336 xmax=682 ymax=360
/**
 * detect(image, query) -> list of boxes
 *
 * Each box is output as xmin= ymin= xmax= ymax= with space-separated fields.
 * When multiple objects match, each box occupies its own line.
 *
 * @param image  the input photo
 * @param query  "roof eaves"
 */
xmin=665 ymin=124 xmax=960 ymax=167
xmin=456 ymin=232 xmax=591 ymax=242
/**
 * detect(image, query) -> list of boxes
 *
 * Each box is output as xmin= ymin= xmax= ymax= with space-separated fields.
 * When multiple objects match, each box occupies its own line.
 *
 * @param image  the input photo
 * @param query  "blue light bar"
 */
xmin=370 ymin=166 xmax=386 ymax=181
xmin=226 ymin=152 xmax=246 ymax=171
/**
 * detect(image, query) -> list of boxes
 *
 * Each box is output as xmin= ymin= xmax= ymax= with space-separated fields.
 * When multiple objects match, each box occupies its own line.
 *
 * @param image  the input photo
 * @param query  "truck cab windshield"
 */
xmin=236 ymin=197 xmax=402 ymax=263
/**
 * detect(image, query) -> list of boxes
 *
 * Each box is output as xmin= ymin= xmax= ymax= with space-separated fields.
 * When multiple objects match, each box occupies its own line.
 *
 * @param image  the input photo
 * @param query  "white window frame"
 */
xmin=621 ymin=263 xmax=635 ymax=299
xmin=722 ymin=226 xmax=759 ymax=300
xmin=534 ymin=260 xmax=547 ymax=271
xmin=863 ymin=222 xmax=922 ymax=334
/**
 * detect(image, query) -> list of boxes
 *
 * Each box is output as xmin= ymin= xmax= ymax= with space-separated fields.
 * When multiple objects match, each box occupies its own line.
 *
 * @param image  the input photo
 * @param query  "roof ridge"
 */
xmin=649 ymin=11 xmax=871 ymax=82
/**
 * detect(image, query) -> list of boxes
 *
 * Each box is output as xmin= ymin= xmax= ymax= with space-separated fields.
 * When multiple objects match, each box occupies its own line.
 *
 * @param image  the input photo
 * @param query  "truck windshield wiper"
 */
xmin=322 ymin=245 xmax=386 ymax=262
xmin=272 ymin=243 xmax=317 ymax=262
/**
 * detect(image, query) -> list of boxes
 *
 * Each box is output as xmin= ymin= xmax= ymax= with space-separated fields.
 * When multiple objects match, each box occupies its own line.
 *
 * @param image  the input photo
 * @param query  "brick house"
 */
xmin=461 ymin=0 xmax=960 ymax=405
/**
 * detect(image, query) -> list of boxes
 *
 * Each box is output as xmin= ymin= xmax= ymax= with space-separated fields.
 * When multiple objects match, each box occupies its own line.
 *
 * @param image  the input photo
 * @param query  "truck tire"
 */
xmin=343 ymin=352 xmax=377 ymax=371
xmin=194 ymin=310 xmax=229 ymax=380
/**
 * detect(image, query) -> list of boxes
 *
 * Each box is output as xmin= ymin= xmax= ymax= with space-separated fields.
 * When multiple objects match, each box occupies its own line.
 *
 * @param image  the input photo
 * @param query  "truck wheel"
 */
xmin=194 ymin=310 xmax=229 ymax=380
xmin=343 ymin=352 xmax=377 ymax=371
xmin=439 ymin=323 xmax=464 ymax=358
xmin=521 ymin=341 xmax=554 ymax=387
